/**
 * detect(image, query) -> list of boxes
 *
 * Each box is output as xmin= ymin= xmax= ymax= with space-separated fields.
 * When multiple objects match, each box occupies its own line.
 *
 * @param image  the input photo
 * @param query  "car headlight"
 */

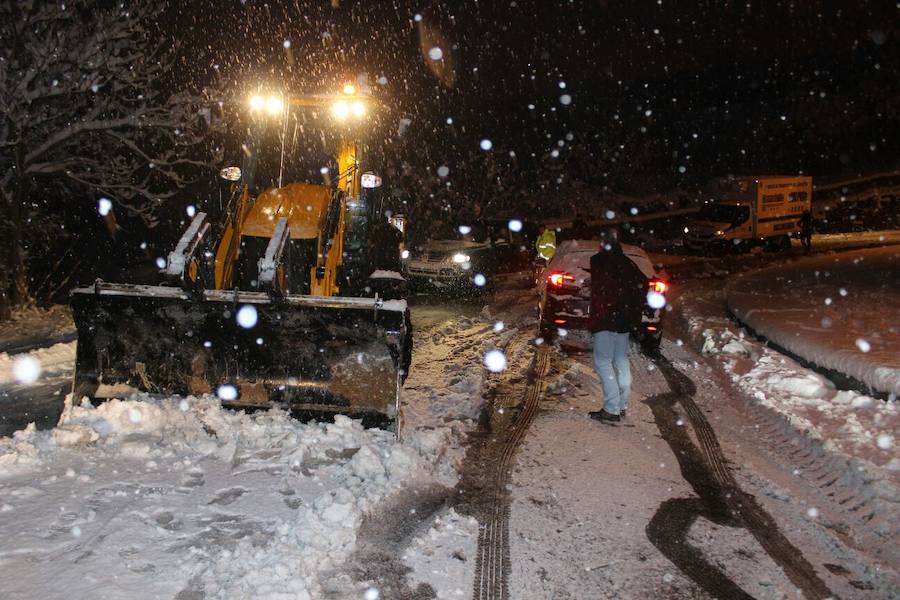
xmin=452 ymin=253 xmax=470 ymax=264
xmin=715 ymin=230 xmax=724 ymax=236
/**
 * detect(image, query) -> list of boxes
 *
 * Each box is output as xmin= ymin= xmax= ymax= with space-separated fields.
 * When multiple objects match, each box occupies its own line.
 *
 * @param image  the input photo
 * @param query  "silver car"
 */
xmin=537 ymin=240 xmax=669 ymax=351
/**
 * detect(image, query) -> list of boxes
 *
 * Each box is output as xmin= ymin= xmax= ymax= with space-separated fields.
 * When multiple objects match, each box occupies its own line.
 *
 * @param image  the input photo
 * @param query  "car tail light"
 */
xmin=650 ymin=278 xmax=668 ymax=295
xmin=548 ymin=271 xmax=576 ymax=287
xmin=646 ymin=325 xmax=658 ymax=331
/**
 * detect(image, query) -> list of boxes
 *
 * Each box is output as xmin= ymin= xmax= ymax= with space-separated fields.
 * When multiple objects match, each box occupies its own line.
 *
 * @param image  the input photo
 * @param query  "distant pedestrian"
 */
xmin=799 ymin=210 xmax=813 ymax=253
xmin=536 ymin=224 xmax=557 ymax=262
xmin=586 ymin=229 xmax=647 ymax=424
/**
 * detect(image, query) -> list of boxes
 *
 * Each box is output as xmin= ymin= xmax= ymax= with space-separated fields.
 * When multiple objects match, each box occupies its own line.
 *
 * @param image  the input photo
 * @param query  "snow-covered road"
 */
xmin=727 ymin=246 xmax=900 ymax=396
xmin=1 ymin=238 xmax=899 ymax=599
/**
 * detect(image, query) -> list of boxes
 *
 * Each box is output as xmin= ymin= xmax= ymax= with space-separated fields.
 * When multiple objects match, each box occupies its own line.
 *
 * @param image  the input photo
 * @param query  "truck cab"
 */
xmin=684 ymin=176 xmax=812 ymax=252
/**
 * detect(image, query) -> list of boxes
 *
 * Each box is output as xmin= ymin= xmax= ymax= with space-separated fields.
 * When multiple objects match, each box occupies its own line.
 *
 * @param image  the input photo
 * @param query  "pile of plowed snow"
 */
xmin=0 ymin=394 xmax=458 ymax=599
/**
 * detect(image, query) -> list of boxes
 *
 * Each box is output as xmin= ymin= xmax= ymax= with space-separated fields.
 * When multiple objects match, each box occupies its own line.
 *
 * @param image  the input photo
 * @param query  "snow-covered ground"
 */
xmin=0 ymin=341 xmax=76 ymax=387
xmin=509 ymin=354 xmax=713 ymax=599
xmin=726 ymin=246 xmax=900 ymax=397
xmin=0 ymin=305 xmax=75 ymax=352
xmin=2 ymin=238 xmax=899 ymax=599
xmin=0 ymin=395 xmax=465 ymax=599
xmin=0 ymin=297 xmax=534 ymax=600
xmin=674 ymin=273 xmax=899 ymax=569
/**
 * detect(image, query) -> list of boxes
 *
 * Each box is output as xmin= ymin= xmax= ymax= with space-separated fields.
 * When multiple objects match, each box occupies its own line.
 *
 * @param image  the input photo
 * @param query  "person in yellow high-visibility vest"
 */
xmin=536 ymin=224 xmax=557 ymax=262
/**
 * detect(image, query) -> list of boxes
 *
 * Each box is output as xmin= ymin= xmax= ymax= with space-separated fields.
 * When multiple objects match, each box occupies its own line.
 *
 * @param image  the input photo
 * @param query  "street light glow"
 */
xmin=343 ymin=83 xmax=356 ymax=95
xmin=249 ymin=95 xmax=265 ymax=111
xmin=351 ymin=100 xmax=366 ymax=117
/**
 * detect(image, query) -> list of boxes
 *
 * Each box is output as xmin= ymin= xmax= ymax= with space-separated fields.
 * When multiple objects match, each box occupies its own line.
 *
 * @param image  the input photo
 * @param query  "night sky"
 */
xmin=164 ymin=0 xmax=899 ymax=194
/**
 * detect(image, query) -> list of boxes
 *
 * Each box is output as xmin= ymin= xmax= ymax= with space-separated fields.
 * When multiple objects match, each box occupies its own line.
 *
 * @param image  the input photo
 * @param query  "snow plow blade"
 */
xmin=70 ymin=282 xmax=408 ymax=421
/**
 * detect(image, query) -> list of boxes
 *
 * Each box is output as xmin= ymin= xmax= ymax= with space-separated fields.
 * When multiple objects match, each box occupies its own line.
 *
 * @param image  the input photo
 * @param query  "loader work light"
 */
xmin=266 ymin=95 xmax=284 ymax=115
xmin=332 ymin=100 xmax=350 ymax=120
xmin=249 ymin=94 xmax=284 ymax=115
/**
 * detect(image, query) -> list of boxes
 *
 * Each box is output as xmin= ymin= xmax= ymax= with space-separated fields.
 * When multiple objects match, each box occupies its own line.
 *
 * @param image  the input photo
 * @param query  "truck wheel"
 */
xmin=780 ymin=235 xmax=792 ymax=251
xmin=764 ymin=235 xmax=790 ymax=252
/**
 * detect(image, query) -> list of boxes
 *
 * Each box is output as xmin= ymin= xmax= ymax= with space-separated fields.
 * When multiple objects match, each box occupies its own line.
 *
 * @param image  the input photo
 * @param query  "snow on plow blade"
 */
xmin=70 ymin=283 xmax=407 ymax=421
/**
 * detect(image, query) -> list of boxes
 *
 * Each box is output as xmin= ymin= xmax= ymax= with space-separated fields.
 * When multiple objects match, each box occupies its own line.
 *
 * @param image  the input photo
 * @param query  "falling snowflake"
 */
xmin=97 ymin=197 xmax=113 ymax=216
xmin=437 ymin=165 xmax=450 ymax=178
xmin=877 ymin=434 xmax=893 ymax=450
xmin=155 ymin=257 xmax=166 ymax=269
xmin=473 ymin=274 xmax=487 ymax=287
xmin=605 ymin=210 xmax=615 ymax=219
xmin=484 ymin=349 xmax=507 ymax=373
xmin=428 ymin=47 xmax=443 ymax=61
xmin=236 ymin=305 xmax=258 ymax=329
xmin=647 ymin=291 xmax=666 ymax=309
xmin=493 ymin=321 xmax=505 ymax=332
xmin=186 ymin=205 xmax=197 ymax=218
xmin=559 ymin=94 xmax=572 ymax=105
xmin=855 ymin=338 xmax=871 ymax=353
xmin=508 ymin=219 xmax=523 ymax=232
xmin=480 ymin=139 xmax=493 ymax=151
xmin=364 ymin=587 xmax=380 ymax=600
xmin=217 ymin=384 xmax=238 ymax=401
xmin=13 ymin=355 xmax=41 ymax=384
xmin=806 ymin=507 xmax=819 ymax=518
xmin=458 ymin=225 xmax=472 ymax=235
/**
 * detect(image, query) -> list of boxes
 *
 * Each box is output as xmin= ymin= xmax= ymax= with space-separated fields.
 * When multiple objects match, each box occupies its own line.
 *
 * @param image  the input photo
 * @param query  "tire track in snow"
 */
xmin=646 ymin=353 xmax=834 ymax=600
xmin=469 ymin=344 xmax=550 ymax=600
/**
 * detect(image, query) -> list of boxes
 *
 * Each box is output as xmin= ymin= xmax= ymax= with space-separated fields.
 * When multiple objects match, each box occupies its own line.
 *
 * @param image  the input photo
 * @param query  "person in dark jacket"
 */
xmin=799 ymin=210 xmax=813 ymax=253
xmin=586 ymin=229 xmax=647 ymax=424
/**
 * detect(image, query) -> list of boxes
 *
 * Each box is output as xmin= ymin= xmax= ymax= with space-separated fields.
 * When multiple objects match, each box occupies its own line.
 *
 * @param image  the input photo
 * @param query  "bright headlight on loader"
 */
xmin=351 ymin=100 xmax=366 ymax=117
xmin=333 ymin=100 xmax=350 ymax=120
xmin=266 ymin=95 xmax=284 ymax=115
xmin=249 ymin=95 xmax=265 ymax=111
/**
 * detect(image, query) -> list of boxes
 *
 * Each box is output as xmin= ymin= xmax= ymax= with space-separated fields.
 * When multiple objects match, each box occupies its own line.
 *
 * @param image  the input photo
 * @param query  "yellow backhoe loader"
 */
xmin=70 ymin=86 xmax=411 ymax=426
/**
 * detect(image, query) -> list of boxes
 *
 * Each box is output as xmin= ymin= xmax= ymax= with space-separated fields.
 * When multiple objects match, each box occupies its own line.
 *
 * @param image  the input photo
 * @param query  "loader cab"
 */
xmin=231 ymin=183 xmax=334 ymax=295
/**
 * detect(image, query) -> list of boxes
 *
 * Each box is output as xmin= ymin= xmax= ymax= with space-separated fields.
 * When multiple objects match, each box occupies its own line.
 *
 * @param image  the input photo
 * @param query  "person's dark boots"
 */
xmin=589 ymin=409 xmax=620 ymax=423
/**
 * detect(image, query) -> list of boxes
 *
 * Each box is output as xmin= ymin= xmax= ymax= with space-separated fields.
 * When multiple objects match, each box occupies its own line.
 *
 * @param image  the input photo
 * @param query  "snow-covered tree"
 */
xmin=0 ymin=0 xmax=222 ymax=319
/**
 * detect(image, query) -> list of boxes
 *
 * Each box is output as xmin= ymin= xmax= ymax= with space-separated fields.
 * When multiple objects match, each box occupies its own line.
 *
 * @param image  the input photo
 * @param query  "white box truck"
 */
xmin=684 ymin=175 xmax=812 ymax=251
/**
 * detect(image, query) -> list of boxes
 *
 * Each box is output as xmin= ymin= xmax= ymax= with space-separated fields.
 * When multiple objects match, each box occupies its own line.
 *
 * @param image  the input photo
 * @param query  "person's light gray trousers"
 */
xmin=592 ymin=331 xmax=632 ymax=415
